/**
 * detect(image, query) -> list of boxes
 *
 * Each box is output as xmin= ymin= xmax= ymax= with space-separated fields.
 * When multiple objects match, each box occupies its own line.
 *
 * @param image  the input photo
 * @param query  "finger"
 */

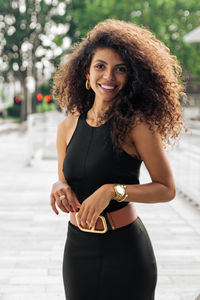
xmin=76 ymin=206 xmax=86 ymax=228
xmin=76 ymin=211 xmax=81 ymax=227
xmin=74 ymin=198 xmax=82 ymax=209
xmin=58 ymin=192 xmax=72 ymax=213
xmin=54 ymin=192 xmax=68 ymax=213
xmin=71 ymin=192 xmax=81 ymax=209
xmin=61 ymin=199 xmax=73 ymax=213
xmin=61 ymin=186 xmax=81 ymax=211
xmin=80 ymin=208 xmax=90 ymax=228
xmin=63 ymin=187 xmax=78 ymax=211
xmin=50 ymin=193 xmax=59 ymax=215
xmin=87 ymin=211 xmax=98 ymax=230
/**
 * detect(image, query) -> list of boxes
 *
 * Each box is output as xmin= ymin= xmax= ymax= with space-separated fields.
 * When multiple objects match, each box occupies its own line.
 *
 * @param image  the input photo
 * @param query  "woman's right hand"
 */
xmin=50 ymin=180 xmax=81 ymax=215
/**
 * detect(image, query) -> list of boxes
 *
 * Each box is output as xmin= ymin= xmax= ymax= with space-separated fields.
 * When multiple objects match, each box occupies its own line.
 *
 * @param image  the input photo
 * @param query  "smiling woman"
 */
xmin=86 ymin=48 xmax=128 ymax=111
xmin=51 ymin=19 xmax=187 ymax=300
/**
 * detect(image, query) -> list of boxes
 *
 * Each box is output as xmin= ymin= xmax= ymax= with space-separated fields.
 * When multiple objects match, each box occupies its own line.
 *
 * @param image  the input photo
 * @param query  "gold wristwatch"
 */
xmin=113 ymin=184 xmax=127 ymax=201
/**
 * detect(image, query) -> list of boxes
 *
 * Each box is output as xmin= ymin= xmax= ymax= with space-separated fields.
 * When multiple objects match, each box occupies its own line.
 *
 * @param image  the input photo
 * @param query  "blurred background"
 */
xmin=0 ymin=1 xmax=200 ymax=300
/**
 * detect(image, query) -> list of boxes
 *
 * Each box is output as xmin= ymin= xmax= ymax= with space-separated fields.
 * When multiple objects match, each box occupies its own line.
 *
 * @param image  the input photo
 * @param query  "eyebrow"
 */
xmin=94 ymin=59 xmax=126 ymax=66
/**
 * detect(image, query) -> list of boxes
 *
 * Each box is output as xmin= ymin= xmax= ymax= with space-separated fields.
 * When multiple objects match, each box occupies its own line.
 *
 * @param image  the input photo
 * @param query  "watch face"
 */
xmin=116 ymin=185 xmax=124 ymax=194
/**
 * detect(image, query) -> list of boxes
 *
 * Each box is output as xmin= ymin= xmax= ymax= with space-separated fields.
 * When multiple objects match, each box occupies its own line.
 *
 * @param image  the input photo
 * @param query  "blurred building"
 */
xmin=184 ymin=26 xmax=200 ymax=43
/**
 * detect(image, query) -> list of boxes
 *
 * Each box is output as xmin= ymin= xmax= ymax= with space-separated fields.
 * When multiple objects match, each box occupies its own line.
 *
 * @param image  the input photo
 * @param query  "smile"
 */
xmin=98 ymin=83 xmax=117 ymax=92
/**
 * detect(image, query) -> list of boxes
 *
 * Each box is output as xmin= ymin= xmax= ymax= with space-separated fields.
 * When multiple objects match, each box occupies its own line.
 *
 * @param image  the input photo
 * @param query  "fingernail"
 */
xmin=66 ymin=210 xmax=69 ymax=213
xmin=56 ymin=211 xmax=59 ymax=215
xmin=71 ymin=210 xmax=74 ymax=212
xmin=75 ymin=208 xmax=78 ymax=212
xmin=89 ymin=226 xmax=92 ymax=230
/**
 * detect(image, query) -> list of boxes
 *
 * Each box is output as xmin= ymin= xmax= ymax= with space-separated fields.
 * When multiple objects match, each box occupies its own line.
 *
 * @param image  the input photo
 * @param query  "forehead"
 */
xmin=91 ymin=48 xmax=124 ymax=63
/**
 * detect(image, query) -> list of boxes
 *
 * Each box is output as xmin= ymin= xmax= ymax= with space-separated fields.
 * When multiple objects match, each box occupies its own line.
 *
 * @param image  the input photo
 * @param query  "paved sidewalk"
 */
xmin=0 ymin=118 xmax=20 ymax=134
xmin=0 ymin=113 xmax=200 ymax=300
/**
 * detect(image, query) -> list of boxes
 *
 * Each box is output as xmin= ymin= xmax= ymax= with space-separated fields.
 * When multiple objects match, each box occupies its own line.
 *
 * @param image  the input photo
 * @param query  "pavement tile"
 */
xmin=0 ymin=284 xmax=45 ymax=293
xmin=1 ymin=112 xmax=200 ymax=300
xmin=9 ymin=275 xmax=59 ymax=285
xmin=1 ymin=293 xmax=64 ymax=300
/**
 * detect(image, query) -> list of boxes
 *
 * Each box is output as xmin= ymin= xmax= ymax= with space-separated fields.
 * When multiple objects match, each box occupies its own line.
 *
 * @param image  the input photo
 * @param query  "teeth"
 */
xmin=101 ymin=84 xmax=115 ymax=90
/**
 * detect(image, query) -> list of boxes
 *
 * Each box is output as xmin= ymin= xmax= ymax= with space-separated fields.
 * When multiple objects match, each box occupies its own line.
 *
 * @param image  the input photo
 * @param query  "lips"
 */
xmin=98 ymin=83 xmax=117 ymax=92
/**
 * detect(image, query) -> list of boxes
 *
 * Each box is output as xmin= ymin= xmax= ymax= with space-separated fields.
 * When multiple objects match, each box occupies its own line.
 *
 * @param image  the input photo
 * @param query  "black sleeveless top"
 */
xmin=63 ymin=112 xmax=142 ymax=213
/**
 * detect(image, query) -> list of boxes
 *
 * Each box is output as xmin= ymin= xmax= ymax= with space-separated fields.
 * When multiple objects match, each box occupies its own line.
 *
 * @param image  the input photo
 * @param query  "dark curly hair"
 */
xmin=52 ymin=19 xmax=187 ymax=150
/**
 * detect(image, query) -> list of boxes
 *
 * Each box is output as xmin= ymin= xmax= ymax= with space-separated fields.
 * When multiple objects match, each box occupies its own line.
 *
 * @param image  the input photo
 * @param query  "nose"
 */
xmin=103 ymin=68 xmax=114 ymax=80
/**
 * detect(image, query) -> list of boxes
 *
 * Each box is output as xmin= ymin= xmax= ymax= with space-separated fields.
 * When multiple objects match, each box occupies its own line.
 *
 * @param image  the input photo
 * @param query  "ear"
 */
xmin=86 ymin=73 xmax=90 ymax=80
xmin=85 ymin=68 xmax=90 ymax=80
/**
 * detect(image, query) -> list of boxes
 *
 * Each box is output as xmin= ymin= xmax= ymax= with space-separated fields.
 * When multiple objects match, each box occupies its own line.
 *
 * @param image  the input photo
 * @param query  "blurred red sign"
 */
xmin=37 ymin=93 xmax=43 ymax=101
xmin=45 ymin=95 xmax=51 ymax=103
xmin=15 ymin=97 xmax=21 ymax=103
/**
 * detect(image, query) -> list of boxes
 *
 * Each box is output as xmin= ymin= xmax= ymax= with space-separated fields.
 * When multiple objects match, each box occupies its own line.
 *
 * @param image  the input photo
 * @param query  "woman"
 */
xmin=50 ymin=19 xmax=187 ymax=300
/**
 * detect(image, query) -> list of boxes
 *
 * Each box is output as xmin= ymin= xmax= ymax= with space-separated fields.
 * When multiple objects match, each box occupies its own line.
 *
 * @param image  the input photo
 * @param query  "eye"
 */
xmin=116 ymin=66 xmax=127 ymax=73
xmin=95 ymin=64 xmax=105 ymax=70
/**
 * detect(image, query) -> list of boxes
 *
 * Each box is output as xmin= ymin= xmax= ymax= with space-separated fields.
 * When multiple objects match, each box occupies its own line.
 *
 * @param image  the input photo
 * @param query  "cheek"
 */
xmin=119 ymin=77 xmax=127 ymax=88
xmin=122 ymin=76 xmax=128 ymax=86
xmin=90 ymin=75 xmax=99 ymax=86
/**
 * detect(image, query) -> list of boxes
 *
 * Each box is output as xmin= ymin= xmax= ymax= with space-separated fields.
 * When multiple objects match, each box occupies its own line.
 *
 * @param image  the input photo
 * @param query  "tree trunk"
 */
xmin=20 ymin=81 xmax=27 ymax=122
xmin=32 ymin=62 xmax=38 ymax=114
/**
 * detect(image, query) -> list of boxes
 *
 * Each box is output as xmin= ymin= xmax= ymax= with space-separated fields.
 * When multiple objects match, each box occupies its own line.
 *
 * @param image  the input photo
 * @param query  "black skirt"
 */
xmin=63 ymin=216 xmax=157 ymax=300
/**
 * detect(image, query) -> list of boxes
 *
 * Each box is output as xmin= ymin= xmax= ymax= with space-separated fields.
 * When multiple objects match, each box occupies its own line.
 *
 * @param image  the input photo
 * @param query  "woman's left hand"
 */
xmin=76 ymin=184 xmax=114 ymax=230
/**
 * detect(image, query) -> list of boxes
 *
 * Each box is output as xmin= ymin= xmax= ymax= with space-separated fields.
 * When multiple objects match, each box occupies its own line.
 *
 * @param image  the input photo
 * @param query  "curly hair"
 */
xmin=52 ymin=19 xmax=187 ymax=150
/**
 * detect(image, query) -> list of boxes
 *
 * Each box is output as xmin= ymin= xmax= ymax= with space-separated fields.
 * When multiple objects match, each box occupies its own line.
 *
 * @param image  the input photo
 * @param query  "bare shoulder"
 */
xmin=57 ymin=113 xmax=80 ymax=146
xmin=131 ymin=118 xmax=161 ymax=144
xmin=128 ymin=118 xmax=163 ymax=162
xmin=58 ymin=113 xmax=79 ymax=132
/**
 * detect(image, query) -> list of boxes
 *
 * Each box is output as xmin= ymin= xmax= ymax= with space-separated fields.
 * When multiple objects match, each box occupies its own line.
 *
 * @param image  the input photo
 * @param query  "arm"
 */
xmin=111 ymin=122 xmax=176 ymax=203
xmin=56 ymin=119 xmax=69 ymax=183
xmin=50 ymin=116 xmax=81 ymax=215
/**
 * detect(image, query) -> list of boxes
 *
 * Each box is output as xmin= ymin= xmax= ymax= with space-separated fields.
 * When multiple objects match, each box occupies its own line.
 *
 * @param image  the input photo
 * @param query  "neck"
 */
xmin=87 ymin=100 xmax=110 ymax=126
xmin=92 ymin=99 xmax=110 ymax=118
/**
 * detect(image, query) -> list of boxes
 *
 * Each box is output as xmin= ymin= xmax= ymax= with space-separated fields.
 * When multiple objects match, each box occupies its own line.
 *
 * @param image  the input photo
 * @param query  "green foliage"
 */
xmin=0 ymin=115 xmax=20 ymax=123
xmin=7 ymin=104 xmax=21 ymax=117
xmin=67 ymin=0 xmax=200 ymax=89
xmin=34 ymin=81 xmax=55 ymax=112
xmin=0 ymin=87 xmax=9 ymax=102
xmin=0 ymin=0 xmax=71 ymax=120
xmin=40 ymin=82 xmax=51 ymax=95
xmin=36 ymin=101 xmax=55 ymax=113
xmin=0 ymin=0 xmax=71 ymax=81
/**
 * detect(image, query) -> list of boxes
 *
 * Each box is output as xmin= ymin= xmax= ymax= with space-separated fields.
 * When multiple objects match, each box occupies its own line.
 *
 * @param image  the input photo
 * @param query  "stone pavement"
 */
xmin=0 ymin=118 xmax=19 ymax=135
xmin=0 ymin=111 xmax=200 ymax=300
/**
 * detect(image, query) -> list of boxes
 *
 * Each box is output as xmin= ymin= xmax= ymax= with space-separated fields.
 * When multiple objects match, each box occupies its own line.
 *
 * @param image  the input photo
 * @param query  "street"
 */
xmin=0 ymin=111 xmax=200 ymax=300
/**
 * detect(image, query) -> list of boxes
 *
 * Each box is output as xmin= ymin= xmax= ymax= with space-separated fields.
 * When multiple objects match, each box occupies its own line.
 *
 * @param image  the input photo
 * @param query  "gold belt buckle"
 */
xmin=75 ymin=213 xmax=108 ymax=234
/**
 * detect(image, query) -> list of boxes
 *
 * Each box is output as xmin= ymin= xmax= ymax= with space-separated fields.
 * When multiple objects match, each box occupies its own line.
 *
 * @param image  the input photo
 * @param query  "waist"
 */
xmin=69 ymin=202 xmax=138 ymax=234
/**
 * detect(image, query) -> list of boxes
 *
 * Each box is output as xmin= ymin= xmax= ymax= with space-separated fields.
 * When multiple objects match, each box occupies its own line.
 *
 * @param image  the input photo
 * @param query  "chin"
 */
xmin=100 ymin=94 xmax=117 ymax=102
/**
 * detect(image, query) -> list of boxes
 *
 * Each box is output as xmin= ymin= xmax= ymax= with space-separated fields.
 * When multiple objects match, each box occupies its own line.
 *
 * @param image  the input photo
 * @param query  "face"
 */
xmin=87 ymin=48 xmax=128 ymax=103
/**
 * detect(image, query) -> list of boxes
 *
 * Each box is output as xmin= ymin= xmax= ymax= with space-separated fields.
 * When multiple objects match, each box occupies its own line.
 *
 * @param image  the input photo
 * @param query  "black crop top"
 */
xmin=63 ymin=112 xmax=142 ymax=213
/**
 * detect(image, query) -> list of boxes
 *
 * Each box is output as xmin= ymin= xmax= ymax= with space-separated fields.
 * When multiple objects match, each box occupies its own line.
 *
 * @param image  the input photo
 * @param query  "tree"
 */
xmin=0 ymin=0 xmax=71 ymax=121
xmin=66 ymin=0 xmax=200 ymax=91
xmin=1 ymin=0 xmax=200 ymax=121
